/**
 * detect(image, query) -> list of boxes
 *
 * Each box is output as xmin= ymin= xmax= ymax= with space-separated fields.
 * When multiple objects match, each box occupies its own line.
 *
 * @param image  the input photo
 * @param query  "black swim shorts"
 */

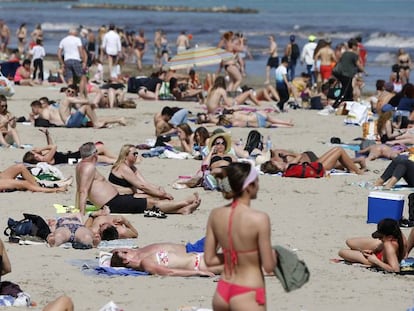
xmin=105 ymin=194 xmax=147 ymax=214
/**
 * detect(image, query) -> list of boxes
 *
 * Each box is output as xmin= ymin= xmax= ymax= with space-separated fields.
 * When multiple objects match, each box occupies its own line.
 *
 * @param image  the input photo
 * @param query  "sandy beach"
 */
xmin=1 ymin=68 xmax=414 ymax=311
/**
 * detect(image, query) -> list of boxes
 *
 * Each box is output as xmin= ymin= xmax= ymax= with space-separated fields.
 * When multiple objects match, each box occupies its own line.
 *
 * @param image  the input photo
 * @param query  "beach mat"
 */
xmin=330 ymin=258 xmax=414 ymax=275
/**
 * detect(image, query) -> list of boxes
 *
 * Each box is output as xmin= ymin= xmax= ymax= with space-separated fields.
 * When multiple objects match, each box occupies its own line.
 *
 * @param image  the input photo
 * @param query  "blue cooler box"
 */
xmin=367 ymin=191 xmax=404 ymax=224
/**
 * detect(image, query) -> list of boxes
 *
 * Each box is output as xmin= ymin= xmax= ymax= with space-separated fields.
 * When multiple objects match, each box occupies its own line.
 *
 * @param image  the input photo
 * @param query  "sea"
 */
xmin=1 ymin=0 xmax=414 ymax=91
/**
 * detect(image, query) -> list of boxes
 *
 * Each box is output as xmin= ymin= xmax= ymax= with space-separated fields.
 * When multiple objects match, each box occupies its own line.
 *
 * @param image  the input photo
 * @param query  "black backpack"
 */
xmin=291 ymin=43 xmax=300 ymax=60
xmin=244 ymin=130 xmax=263 ymax=155
xmin=4 ymin=213 xmax=51 ymax=240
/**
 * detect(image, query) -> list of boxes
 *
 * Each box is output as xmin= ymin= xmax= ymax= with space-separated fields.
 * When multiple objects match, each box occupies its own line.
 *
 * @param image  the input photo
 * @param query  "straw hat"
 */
xmin=208 ymin=132 xmax=232 ymax=154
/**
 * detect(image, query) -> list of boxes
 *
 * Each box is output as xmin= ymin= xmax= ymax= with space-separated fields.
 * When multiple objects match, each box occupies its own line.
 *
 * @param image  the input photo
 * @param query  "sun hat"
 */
xmin=372 ymin=218 xmax=399 ymax=238
xmin=208 ymin=132 xmax=232 ymax=154
xmin=308 ymin=35 xmax=316 ymax=42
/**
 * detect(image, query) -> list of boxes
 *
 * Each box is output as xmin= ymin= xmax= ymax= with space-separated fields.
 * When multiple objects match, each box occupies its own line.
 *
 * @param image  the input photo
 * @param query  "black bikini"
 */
xmin=210 ymin=155 xmax=233 ymax=165
xmin=108 ymin=172 xmax=133 ymax=188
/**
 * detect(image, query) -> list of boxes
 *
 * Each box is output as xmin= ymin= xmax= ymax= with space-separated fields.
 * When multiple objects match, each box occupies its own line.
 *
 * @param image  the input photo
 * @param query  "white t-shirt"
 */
xmin=30 ymin=45 xmax=46 ymax=60
xmin=102 ymin=30 xmax=121 ymax=56
xmin=275 ymin=65 xmax=287 ymax=83
xmin=58 ymin=35 xmax=82 ymax=61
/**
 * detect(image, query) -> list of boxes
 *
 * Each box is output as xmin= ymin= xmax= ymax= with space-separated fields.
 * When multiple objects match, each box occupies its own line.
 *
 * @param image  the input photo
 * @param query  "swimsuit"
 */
xmin=108 ymin=172 xmax=133 ymax=188
xmin=104 ymin=194 xmax=147 ymax=214
xmin=56 ymin=217 xmax=83 ymax=243
xmin=53 ymin=151 xmax=81 ymax=164
xmin=210 ymin=155 xmax=233 ymax=165
xmin=217 ymin=200 xmax=265 ymax=305
xmin=255 ymin=113 xmax=267 ymax=128
xmin=156 ymin=250 xmax=169 ymax=266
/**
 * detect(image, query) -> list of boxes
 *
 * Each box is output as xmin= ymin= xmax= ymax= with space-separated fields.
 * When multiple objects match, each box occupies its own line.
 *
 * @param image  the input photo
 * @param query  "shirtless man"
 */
xmin=0 ymin=20 xmax=10 ymax=53
xmin=76 ymin=142 xmax=200 ymax=216
xmin=59 ymin=84 xmax=126 ymax=128
xmin=154 ymin=106 xmax=188 ymax=136
xmin=264 ymin=34 xmax=279 ymax=84
xmin=176 ymin=31 xmax=189 ymax=54
xmin=84 ymin=207 xmax=138 ymax=240
xmin=313 ymin=40 xmax=336 ymax=83
xmin=111 ymin=242 xmax=222 ymax=277
xmin=38 ymin=97 xmax=65 ymax=126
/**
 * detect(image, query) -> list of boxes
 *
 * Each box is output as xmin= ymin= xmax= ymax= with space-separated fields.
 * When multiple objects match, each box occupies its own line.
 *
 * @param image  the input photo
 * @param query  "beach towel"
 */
xmin=330 ymin=257 xmax=414 ymax=275
xmin=53 ymin=203 xmax=99 ymax=214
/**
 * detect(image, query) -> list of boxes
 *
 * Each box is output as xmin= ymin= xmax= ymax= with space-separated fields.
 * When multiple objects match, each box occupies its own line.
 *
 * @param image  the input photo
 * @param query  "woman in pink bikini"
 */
xmin=204 ymin=162 xmax=277 ymax=310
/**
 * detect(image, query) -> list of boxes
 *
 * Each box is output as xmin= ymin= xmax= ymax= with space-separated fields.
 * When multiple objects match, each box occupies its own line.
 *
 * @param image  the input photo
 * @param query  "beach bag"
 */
xmin=283 ymin=162 xmax=325 ymax=178
xmin=158 ymin=81 xmax=175 ymax=100
xmin=4 ymin=213 xmax=50 ymax=240
xmin=273 ymin=245 xmax=310 ymax=292
xmin=344 ymin=101 xmax=368 ymax=126
xmin=244 ymin=130 xmax=263 ymax=154
xmin=0 ymin=72 xmax=14 ymax=97
xmin=0 ymin=282 xmax=23 ymax=298
xmin=291 ymin=43 xmax=300 ymax=60
xmin=4 ymin=218 xmax=33 ymax=237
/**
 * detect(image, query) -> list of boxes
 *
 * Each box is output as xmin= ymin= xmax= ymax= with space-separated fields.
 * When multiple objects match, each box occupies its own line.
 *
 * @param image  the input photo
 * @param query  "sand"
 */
xmin=1 ymin=74 xmax=413 ymax=311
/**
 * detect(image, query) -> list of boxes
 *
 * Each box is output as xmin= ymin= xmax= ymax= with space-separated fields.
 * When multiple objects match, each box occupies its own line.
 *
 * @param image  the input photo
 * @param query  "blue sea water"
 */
xmin=1 ymin=0 xmax=414 ymax=90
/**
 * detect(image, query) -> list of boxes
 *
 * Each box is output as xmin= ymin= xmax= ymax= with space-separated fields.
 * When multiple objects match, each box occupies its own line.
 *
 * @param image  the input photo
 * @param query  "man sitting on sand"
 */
xmin=110 ymin=240 xmax=222 ymax=277
xmin=153 ymin=106 xmax=188 ymax=136
xmin=76 ymin=142 xmax=200 ymax=217
xmin=58 ymin=84 xmax=126 ymax=128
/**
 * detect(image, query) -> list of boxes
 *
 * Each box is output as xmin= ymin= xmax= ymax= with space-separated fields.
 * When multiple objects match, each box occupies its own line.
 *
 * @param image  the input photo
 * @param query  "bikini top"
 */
xmin=210 ymin=155 xmax=233 ymax=166
xmin=222 ymin=200 xmax=258 ymax=274
xmin=108 ymin=172 xmax=133 ymax=188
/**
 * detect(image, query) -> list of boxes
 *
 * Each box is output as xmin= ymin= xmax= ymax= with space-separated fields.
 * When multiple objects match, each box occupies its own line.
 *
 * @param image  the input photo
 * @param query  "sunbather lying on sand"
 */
xmin=0 ymin=163 xmax=67 ymax=193
xmin=358 ymin=143 xmax=406 ymax=161
xmin=47 ymin=213 xmax=101 ymax=248
xmin=111 ymin=240 xmax=222 ymax=277
xmin=22 ymin=128 xmax=117 ymax=165
xmin=260 ymin=147 xmax=365 ymax=175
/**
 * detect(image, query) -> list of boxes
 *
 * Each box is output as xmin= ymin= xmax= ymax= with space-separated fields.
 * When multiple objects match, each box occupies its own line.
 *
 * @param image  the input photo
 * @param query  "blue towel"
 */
xmin=94 ymin=266 xmax=148 ymax=276
xmin=186 ymin=237 xmax=205 ymax=253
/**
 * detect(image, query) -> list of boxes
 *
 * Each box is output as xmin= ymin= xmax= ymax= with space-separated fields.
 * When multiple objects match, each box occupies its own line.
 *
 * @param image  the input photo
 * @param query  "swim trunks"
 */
xmin=66 ymin=110 xmax=86 ymax=128
xmin=255 ymin=113 xmax=267 ymax=128
xmin=105 ymin=194 xmax=147 ymax=214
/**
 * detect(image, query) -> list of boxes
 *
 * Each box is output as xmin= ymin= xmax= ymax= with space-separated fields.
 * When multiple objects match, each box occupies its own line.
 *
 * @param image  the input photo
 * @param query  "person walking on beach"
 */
xmin=284 ymin=34 xmax=300 ymax=81
xmin=332 ymin=38 xmax=366 ymax=103
xmin=30 ymin=39 xmax=46 ymax=82
xmin=300 ymin=35 xmax=317 ymax=87
xmin=313 ymin=38 xmax=336 ymax=84
xmin=57 ymin=28 xmax=88 ymax=97
xmin=264 ymin=34 xmax=279 ymax=84
xmin=101 ymin=24 xmax=122 ymax=79
xmin=275 ymin=56 xmax=291 ymax=111
xmin=204 ymin=162 xmax=277 ymax=310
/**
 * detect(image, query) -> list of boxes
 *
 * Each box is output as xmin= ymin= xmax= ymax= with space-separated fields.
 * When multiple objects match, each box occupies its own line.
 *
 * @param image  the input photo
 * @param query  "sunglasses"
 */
xmin=0 ymin=104 xmax=7 ymax=107
xmin=132 ymin=152 xmax=139 ymax=156
xmin=215 ymin=141 xmax=225 ymax=145
xmin=66 ymin=89 xmax=75 ymax=95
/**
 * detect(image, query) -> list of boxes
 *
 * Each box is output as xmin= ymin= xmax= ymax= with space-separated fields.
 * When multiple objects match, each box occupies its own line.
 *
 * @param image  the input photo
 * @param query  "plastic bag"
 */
xmin=0 ymin=72 xmax=15 ymax=97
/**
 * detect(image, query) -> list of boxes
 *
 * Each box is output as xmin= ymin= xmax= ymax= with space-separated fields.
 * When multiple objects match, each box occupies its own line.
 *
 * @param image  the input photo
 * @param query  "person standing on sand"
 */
xmin=313 ymin=38 xmax=336 ymax=84
xmin=101 ymin=24 xmax=122 ymax=79
xmin=264 ymin=34 xmax=279 ymax=84
xmin=0 ymin=20 xmax=10 ymax=53
xmin=204 ymin=162 xmax=277 ymax=310
xmin=57 ymin=28 xmax=87 ymax=97
xmin=75 ymin=142 xmax=200 ymax=217
xmin=284 ymin=34 xmax=300 ymax=82
xmin=16 ymin=23 xmax=27 ymax=55
xmin=30 ymin=39 xmax=46 ymax=82
xmin=300 ymin=35 xmax=317 ymax=87
xmin=176 ymin=30 xmax=189 ymax=54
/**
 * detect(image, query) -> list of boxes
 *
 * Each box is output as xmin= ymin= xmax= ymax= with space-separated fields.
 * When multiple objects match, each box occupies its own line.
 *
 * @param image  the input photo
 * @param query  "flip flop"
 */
xmin=144 ymin=207 xmax=167 ymax=219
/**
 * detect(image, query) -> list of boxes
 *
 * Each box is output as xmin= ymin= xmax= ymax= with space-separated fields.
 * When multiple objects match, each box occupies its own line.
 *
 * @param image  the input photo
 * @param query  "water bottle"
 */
xmin=266 ymin=135 xmax=272 ymax=151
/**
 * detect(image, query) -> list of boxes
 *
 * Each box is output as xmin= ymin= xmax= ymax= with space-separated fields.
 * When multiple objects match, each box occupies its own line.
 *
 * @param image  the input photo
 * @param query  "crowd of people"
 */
xmin=1 ymin=18 xmax=414 ymax=310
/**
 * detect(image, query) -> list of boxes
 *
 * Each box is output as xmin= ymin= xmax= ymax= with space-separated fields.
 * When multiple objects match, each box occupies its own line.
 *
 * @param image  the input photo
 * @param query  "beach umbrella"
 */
xmin=166 ymin=46 xmax=234 ymax=70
